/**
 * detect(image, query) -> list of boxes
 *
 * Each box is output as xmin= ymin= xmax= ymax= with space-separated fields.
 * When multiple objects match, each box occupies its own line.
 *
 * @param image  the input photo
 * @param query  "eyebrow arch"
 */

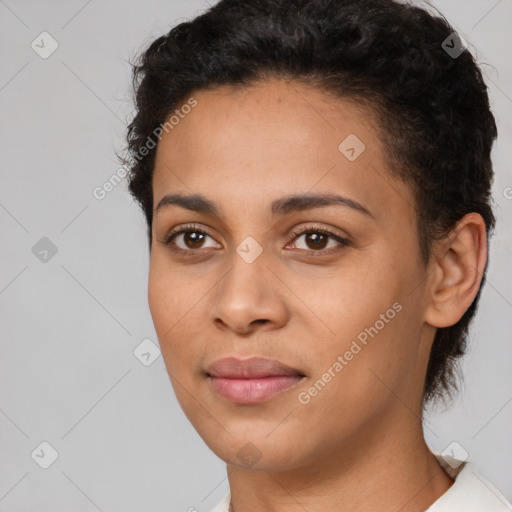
xmin=154 ymin=192 xmax=374 ymax=218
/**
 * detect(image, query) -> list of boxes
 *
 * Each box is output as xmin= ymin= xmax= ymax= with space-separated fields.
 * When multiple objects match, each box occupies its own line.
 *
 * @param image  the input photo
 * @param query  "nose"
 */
xmin=211 ymin=247 xmax=290 ymax=335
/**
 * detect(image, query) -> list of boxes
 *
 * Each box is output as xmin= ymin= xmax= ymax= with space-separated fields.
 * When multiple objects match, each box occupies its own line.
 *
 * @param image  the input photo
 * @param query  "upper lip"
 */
xmin=205 ymin=356 xmax=305 ymax=378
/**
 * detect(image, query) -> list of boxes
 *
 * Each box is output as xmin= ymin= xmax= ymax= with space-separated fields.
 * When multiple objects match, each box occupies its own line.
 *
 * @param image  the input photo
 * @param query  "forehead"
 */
xmin=156 ymin=79 xmax=375 ymax=161
xmin=152 ymin=78 xmax=415 ymax=225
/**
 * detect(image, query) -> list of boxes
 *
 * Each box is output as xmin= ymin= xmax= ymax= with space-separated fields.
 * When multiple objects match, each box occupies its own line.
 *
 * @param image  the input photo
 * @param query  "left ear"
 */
xmin=424 ymin=213 xmax=488 ymax=328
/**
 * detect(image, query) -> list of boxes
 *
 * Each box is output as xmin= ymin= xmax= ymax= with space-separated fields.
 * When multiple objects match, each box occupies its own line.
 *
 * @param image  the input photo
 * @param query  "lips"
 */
xmin=206 ymin=356 xmax=304 ymax=378
xmin=205 ymin=356 xmax=306 ymax=403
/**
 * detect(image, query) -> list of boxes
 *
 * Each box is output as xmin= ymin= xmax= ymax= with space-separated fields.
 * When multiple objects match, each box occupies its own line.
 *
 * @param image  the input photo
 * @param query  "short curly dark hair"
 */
xmin=121 ymin=0 xmax=497 ymax=407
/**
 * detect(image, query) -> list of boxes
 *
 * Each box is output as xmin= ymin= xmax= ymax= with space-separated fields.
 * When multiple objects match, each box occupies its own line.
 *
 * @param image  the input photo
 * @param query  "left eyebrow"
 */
xmin=270 ymin=193 xmax=374 ymax=218
xmin=154 ymin=192 xmax=374 ymax=219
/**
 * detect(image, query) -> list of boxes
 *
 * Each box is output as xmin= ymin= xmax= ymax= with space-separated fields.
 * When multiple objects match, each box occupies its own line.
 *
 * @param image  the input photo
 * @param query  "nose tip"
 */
xmin=209 ymin=240 xmax=292 ymax=334
xmin=214 ymin=315 xmax=270 ymax=334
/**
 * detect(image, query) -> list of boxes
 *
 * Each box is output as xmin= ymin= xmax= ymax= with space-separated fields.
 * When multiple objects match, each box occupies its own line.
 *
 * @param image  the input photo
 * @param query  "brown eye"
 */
xmin=162 ymin=224 xmax=221 ymax=254
xmin=181 ymin=231 xmax=207 ymax=249
xmin=303 ymin=232 xmax=329 ymax=250
xmin=168 ymin=230 xmax=218 ymax=251
xmin=288 ymin=227 xmax=350 ymax=253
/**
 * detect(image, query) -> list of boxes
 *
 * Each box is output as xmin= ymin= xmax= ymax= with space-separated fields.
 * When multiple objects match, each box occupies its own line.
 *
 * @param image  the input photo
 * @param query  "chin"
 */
xmin=195 ymin=422 xmax=312 ymax=472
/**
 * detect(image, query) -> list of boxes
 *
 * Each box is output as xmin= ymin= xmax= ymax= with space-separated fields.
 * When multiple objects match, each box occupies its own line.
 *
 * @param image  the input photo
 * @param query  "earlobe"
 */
xmin=424 ymin=213 xmax=488 ymax=328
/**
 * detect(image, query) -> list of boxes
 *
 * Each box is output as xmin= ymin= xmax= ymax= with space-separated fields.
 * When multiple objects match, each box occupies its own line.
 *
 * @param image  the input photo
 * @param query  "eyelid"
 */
xmin=286 ymin=222 xmax=350 ymax=245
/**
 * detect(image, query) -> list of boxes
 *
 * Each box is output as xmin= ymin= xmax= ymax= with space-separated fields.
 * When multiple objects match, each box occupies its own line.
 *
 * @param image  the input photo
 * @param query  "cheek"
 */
xmin=148 ymin=251 xmax=189 ymax=332
xmin=148 ymin=257 xmax=210 ymax=380
xmin=148 ymin=270 xmax=201 ymax=419
xmin=148 ymin=262 xmax=188 ymax=363
xmin=299 ymin=255 xmax=421 ymax=392
xmin=295 ymin=257 xmax=400 ymax=338
xmin=295 ymin=310 xmax=418 ymax=440
xmin=148 ymin=270 xmax=173 ymax=337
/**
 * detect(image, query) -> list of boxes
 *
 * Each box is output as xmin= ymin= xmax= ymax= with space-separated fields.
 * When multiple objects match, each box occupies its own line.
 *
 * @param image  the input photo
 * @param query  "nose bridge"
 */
xmin=221 ymin=235 xmax=269 ymax=303
xmin=212 ymin=235 xmax=285 ymax=331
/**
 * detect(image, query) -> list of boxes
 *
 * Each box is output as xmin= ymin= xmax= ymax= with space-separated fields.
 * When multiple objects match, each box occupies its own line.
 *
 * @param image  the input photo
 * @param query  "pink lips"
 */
xmin=206 ymin=356 xmax=305 ymax=404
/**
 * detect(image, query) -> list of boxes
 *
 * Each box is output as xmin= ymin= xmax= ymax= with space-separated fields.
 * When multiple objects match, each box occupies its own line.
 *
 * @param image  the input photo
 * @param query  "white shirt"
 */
xmin=209 ymin=455 xmax=512 ymax=511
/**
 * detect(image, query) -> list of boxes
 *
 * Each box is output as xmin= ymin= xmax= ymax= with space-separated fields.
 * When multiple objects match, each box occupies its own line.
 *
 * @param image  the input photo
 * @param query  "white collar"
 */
xmin=426 ymin=454 xmax=512 ymax=511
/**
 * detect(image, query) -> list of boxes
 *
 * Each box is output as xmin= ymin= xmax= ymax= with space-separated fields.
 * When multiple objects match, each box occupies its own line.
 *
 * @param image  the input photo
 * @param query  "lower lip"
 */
xmin=208 ymin=375 xmax=305 ymax=403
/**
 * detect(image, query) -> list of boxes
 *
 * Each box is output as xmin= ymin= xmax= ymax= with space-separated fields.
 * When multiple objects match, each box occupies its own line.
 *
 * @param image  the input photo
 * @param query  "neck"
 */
xmin=226 ymin=413 xmax=453 ymax=512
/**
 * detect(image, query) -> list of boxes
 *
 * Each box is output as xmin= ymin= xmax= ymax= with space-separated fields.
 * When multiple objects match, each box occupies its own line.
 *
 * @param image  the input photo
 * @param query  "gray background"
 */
xmin=0 ymin=1 xmax=511 ymax=511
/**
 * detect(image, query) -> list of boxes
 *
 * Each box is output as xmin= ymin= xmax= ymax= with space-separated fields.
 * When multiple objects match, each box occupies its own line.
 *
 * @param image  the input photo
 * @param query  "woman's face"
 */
xmin=149 ymin=78 xmax=434 ymax=471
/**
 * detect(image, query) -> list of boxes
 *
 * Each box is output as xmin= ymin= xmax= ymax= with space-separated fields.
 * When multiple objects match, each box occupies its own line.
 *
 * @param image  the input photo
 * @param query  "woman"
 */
xmin=121 ymin=0 xmax=511 ymax=510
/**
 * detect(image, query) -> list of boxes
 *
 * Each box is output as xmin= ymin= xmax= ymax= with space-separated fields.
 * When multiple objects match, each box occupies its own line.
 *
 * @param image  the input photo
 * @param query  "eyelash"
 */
xmin=161 ymin=223 xmax=350 ymax=256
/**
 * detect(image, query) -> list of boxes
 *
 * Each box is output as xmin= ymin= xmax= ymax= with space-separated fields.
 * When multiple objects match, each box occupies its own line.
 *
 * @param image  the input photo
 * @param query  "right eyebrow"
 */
xmin=155 ymin=193 xmax=217 ymax=215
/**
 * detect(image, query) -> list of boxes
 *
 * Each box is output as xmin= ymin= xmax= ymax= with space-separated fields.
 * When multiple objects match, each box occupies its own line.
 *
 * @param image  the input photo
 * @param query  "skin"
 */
xmin=148 ymin=77 xmax=487 ymax=511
